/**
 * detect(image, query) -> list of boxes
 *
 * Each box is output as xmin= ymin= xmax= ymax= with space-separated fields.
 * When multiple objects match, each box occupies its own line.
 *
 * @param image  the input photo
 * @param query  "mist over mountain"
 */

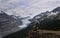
xmin=0 ymin=10 xmax=24 ymax=38
xmin=29 ymin=7 xmax=60 ymax=30
xmin=3 ymin=7 xmax=60 ymax=38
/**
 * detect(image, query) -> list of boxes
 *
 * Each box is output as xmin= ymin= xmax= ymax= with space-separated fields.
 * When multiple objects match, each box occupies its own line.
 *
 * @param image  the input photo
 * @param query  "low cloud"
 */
xmin=0 ymin=0 xmax=60 ymax=28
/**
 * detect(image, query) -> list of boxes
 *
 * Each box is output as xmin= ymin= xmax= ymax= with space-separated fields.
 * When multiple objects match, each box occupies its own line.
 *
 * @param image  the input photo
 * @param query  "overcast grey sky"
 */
xmin=0 ymin=0 xmax=60 ymax=18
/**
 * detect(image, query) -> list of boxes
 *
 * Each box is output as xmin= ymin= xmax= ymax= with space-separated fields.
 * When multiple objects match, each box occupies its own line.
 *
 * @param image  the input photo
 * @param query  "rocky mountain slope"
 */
xmin=3 ymin=7 xmax=60 ymax=38
xmin=29 ymin=7 xmax=60 ymax=30
xmin=0 ymin=10 xmax=22 ymax=38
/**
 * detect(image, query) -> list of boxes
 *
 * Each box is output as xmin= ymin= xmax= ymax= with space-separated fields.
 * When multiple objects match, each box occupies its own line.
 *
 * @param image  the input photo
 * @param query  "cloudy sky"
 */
xmin=0 ymin=0 xmax=60 ymax=28
xmin=0 ymin=0 xmax=60 ymax=18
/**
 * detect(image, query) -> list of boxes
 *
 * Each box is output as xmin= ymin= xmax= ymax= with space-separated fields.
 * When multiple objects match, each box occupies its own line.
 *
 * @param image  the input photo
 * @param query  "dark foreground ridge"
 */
xmin=3 ymin=19 xmax=60 ymax=38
